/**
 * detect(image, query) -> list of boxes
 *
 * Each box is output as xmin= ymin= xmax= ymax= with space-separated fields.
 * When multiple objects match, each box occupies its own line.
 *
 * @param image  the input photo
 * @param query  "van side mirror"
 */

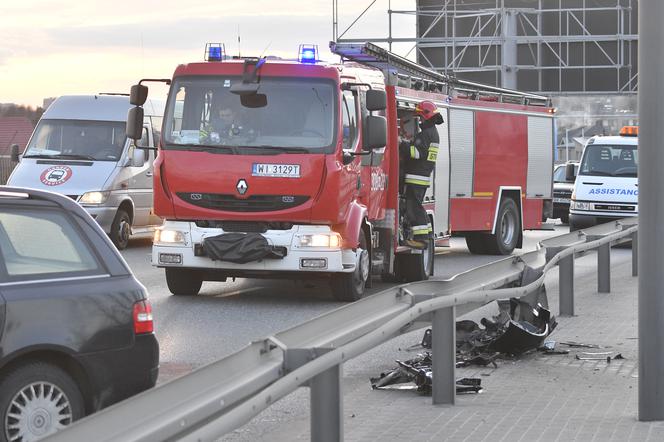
xmin=130 ymin=84 xmax=148 ymax=106
xmin=364 ymin=115 xmax=387 ymax=151
xmin=10 ymin=144 xmax=19 ymax=163
xmin=366 ymin=90 xmax=387 ymax=111
xmin=565 ymin=163 xmax=577 ymax=182
xmin=126 ymin=107 xmax=144 ymax=140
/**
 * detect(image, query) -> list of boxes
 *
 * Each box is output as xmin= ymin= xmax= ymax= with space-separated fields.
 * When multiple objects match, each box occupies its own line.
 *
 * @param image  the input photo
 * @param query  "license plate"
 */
xmin=252 ymin=163 xmax=300 ymax=178
xmin=553 ymin=197 xmax=570 ymax=203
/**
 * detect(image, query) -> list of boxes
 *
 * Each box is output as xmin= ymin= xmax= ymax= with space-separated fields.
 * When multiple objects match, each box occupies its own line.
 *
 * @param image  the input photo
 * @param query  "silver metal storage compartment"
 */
xmin=448 ymin=109 xmax=475 ymax=198
xmin=526 ymin=116 xmax=554 ymax=198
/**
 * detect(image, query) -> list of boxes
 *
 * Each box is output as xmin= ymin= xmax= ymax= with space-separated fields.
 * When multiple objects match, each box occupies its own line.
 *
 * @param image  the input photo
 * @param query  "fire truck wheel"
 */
xmin=485 ymin=197 xmax=520 ymax=255
xmin=331 ymin=234 xmax=370 ymax=302
xmin=395 ymin=234 xmax=434 ymax=282
xmin=110 ymin=209 xmax=131 ymax=250
xmin=465 ymin=233 xmax=487 ymax=254
xmin=165 ymin=268 xmax=203 ymax=296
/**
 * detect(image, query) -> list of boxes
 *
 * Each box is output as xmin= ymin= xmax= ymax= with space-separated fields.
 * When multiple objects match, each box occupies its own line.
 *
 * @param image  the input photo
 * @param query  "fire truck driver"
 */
xmin=399 ymin=100 xmax=444 ymax=249
xmin=201 ymin=99 xmax=245 ymax=143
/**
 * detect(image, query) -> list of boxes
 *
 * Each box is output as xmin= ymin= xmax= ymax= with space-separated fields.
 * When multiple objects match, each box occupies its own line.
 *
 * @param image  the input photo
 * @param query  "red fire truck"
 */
xmin=126 ymin=42 xmax=555 ymax=301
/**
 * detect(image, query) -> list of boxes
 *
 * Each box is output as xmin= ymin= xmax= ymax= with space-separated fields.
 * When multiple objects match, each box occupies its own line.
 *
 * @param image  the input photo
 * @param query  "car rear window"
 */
xmin=0 ymin=208 xmax=103 ymax=279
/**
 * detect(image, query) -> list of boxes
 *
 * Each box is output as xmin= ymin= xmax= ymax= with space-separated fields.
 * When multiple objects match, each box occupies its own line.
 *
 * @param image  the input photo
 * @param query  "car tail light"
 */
xmin=133 ymin=300 xmax=154 ymax=334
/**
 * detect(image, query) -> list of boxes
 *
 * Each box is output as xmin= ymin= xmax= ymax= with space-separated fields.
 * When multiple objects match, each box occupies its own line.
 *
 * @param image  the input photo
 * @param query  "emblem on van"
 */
xmin=40 ymin=166 xmax=73 ymax=187
xmin=190 ymin=193 xmax=202 ymax=201
xmin=236 ymin=179 xmax=248 ymax=195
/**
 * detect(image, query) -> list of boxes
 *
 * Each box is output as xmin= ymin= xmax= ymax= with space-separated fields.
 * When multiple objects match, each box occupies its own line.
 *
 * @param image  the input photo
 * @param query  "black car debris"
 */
xmin=371 ymin=284 xmax=558 ymax=395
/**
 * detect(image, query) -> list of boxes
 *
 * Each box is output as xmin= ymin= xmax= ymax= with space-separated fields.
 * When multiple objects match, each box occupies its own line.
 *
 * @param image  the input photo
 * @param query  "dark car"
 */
xmin=0 ymin=186 xmax=158 ymax=441
xmin=552 ymin=162 xmax=579 ymax=224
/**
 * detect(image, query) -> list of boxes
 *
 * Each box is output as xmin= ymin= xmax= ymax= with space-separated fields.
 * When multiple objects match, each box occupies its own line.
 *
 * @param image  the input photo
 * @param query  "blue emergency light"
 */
xmin=298 ymin=44 xmax=318 ymax=63
xmin=205 ymin=43 xmax=225 ymax=62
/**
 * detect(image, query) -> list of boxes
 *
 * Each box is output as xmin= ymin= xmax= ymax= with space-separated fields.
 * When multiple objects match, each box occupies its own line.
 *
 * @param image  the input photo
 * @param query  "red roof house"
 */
xmin=0 ymin=117 xmax=34 ymax=156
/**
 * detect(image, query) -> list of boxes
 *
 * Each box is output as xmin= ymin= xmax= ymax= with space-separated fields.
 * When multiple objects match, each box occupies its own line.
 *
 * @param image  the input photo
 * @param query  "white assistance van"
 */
xmin=7 ymin=94 xmax=164 ymax=249
xmin=568 ymin=125 xmax=638 ymax=231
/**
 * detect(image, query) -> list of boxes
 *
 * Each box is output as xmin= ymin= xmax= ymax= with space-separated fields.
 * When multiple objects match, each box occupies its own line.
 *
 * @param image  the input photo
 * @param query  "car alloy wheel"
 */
xmin=5 ymin=382 xmax=74 ymax=442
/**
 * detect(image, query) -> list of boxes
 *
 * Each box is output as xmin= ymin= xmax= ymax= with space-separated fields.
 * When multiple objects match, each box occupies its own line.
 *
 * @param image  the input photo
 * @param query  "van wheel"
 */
xmin=166 ymin=268 xmax=203 ymax=296
xmin=331 ymin=233 xmax=370 ymax=302
xmin=0 ymin=362 xmax=84 ymax=442
xmin=110 ymin=209 xmax=131 ymax=250
xmin=395 ymin=234 xmax=434 ymax=282
xmin=484 ymin=198 xmax=520 ymax=255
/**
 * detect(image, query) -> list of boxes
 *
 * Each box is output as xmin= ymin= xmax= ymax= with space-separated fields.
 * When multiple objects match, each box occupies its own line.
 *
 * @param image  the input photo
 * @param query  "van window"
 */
xmin=137 ymin=127 xmax=151 ymax=148
xmin=0 ymin=208 xmax=102 ymax=279
xmin=579 ymin=145 xmax=638 ymax=178
xmin=151 ymin=116 xmax=163 ymax=147
xmin=23 ymin=120 xmax=127 ymax=162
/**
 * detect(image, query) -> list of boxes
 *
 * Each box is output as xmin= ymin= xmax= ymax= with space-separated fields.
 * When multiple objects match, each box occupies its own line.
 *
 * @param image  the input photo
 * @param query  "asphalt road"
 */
xmin=119 ymin=225 xmax=567 ymax=383
xmin=119 ymin=224 xmax=567 ymax=440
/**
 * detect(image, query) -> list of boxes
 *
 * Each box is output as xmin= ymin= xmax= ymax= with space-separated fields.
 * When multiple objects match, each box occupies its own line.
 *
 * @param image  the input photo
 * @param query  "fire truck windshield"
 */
xmin=163 ymin=76 xmax=337 ymax=154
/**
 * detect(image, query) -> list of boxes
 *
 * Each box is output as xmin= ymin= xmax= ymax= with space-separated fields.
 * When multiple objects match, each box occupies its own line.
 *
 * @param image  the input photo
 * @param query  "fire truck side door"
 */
xmin=358 ymin=91 xmax=387 ymax=219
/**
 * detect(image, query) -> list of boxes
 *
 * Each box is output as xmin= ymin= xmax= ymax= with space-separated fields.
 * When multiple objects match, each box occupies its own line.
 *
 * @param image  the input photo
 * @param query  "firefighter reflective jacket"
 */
xmin=399 ymin=120 xmax=440 ymax=187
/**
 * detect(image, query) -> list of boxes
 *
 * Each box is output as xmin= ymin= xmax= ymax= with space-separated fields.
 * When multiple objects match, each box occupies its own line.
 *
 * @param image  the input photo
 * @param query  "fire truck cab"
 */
xmin=127 ymin=42 xmax=555 ymax=301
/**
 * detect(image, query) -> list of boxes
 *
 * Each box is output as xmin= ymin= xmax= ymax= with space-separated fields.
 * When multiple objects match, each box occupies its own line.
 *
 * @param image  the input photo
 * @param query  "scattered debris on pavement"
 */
xmin=575 ymin=352 xmax=626 ymax=363
xmin=370 ymin=352 xmax=483 ymax=394
xmin=561 ymin=341 xmax=601 ymax=349
xmin=538 ymin=340 xmax=569 ymax=355
xmin=370 ymin=287 xmax=558 ymax=395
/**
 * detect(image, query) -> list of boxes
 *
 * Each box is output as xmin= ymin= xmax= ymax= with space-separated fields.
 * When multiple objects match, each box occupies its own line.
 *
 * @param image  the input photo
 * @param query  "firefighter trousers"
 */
xmin=405 ymin=184 xmax=431 ymax=241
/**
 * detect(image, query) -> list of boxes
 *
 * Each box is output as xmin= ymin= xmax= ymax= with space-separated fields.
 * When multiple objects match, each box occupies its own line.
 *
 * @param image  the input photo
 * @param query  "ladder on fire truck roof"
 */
xmin=330 ymin=41 xmax=550 ymax=107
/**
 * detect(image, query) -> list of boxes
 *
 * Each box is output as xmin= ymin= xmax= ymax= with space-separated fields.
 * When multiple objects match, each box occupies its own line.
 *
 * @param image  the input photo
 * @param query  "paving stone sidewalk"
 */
xmin=335 ymin=248 xmax=661 ymax=442
xmin=226 ymin=247 xmax=663 ymax=441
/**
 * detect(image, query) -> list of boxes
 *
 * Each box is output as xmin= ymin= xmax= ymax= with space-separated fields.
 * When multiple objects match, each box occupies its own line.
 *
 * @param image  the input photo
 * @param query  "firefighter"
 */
xmin=201 ymin=95 xmax=246 ymax=143
xmin=399 ymin=100 xmax=444 ymax=249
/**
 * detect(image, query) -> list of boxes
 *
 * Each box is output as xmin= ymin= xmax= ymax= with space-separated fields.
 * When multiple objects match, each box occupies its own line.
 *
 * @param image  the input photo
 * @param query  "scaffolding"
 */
xmin=333 ymin=0 xmax=638 ymax=95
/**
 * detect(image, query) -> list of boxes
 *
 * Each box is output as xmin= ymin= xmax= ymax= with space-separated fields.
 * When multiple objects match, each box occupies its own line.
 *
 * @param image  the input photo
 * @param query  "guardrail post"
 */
xmin=559 ymin=253 xmax=575 ymax=316
xmin=632 ymin=231 xmax=638 ymax=277
xmin=598 ymin=242 xmax=611 ymax=293
xmin=310 ymin=349 xmax=342 ymax=442
xmin=432 ymin=305 xmax=455 ymax=405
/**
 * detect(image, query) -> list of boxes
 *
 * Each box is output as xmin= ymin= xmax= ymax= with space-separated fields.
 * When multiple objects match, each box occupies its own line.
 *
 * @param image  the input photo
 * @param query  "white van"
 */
xmin=568 ymin=126 xmax=638 ymax=231
xmin=8 ymin=94 xmax=164 ymax=249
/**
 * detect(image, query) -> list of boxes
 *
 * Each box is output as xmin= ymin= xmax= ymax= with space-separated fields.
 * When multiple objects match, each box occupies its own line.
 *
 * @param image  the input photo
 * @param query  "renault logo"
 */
xmin=236 ymin=179 xmax=248 ymax=195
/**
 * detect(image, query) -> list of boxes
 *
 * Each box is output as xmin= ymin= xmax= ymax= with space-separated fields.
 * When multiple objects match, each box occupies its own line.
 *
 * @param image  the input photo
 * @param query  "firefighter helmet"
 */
xmin=414 ymin=100 xmax=439 ymax=121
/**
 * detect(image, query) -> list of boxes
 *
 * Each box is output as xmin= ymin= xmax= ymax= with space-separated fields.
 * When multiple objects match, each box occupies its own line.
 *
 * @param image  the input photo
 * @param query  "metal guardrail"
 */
xmin=47 ymin=218 xmax=638 ymax=442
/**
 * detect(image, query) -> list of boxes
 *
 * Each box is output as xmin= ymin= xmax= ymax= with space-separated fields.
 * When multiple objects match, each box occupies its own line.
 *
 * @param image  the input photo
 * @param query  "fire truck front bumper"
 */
xmin=152 ymin=221 xmax=358 ymax=274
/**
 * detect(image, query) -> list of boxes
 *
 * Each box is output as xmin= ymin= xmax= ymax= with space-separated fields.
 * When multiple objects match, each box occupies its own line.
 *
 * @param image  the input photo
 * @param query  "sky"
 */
xmin=0 ymin=0 xmax=416 ymax=108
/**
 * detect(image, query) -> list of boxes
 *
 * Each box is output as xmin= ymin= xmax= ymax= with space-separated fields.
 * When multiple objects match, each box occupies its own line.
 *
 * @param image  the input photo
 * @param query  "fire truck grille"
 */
xmin=194 ymin=220 xmax=294 ymax=233
xmin=177 ymin=193 xmax=309 ymax=212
